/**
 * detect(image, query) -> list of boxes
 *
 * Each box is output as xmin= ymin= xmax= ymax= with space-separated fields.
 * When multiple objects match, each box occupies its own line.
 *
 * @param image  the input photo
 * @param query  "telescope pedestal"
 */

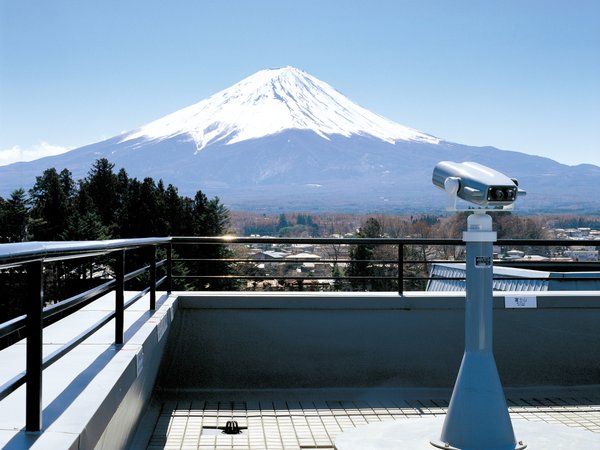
xmin=431 ymin=212 xmax=523 ymax=449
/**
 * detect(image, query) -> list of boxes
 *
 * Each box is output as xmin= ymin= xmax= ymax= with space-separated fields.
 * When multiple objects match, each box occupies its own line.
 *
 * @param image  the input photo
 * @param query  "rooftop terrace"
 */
xmin=0 ymin=237 xmax=599 ymax=449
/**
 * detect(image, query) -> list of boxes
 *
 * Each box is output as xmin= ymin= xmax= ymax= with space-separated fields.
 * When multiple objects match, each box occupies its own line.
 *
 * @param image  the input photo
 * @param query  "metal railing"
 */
xmin=170 ymin=236 xmax=600 ymax=294
xmin=0 ymin=238 xmax=170 ymax=431
xmin=0 ymin=235 xmax=599 ymax=431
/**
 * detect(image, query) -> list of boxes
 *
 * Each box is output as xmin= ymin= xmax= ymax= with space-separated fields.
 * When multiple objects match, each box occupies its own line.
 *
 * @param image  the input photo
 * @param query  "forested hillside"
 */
xmin=0 ymin=158 xmax=230 ymax=242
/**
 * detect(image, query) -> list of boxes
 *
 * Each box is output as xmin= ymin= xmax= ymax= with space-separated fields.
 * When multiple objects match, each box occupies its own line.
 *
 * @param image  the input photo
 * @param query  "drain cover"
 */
xmin=202 ymin=421 xmax=247 ymax=436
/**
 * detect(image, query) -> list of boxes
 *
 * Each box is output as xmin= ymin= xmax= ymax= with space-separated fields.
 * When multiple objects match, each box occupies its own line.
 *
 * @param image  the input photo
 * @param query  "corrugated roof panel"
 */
xmin=429 ymin=264 xmax=551 ymax=292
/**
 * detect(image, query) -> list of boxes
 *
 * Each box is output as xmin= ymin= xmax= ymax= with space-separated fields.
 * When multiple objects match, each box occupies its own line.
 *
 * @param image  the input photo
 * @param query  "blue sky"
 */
xmin=0 ymin=0 xmax=598 ymax=166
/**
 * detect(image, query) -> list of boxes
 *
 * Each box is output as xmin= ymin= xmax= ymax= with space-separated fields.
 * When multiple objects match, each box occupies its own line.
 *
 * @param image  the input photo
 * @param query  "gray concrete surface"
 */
xmin=156 ymin=292 xmax=600 ymax=391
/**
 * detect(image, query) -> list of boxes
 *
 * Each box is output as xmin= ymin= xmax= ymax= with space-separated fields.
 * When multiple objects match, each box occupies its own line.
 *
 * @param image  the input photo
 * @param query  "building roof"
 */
xmin=427 ymin=263 xmax=600 ymax=292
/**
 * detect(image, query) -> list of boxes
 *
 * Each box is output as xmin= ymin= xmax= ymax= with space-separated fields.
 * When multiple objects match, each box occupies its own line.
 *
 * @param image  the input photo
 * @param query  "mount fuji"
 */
xmin=2 ymin=66 xmax=599 ymax=212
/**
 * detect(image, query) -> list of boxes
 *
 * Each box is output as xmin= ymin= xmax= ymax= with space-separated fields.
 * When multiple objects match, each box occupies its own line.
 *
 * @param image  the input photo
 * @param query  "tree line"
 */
xmin=0 ymin=158 xmax=229 ymax=243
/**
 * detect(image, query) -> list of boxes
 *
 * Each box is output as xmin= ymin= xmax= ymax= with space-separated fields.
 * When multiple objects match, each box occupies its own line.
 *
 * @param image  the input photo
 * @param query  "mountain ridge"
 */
xmin=1 ymin=67 xmax=599 ymax=213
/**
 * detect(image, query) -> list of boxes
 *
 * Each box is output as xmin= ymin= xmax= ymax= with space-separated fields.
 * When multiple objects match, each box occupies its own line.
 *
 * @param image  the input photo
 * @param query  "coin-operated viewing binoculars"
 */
xmin=432 ymin=161 xmax=526 ymax=211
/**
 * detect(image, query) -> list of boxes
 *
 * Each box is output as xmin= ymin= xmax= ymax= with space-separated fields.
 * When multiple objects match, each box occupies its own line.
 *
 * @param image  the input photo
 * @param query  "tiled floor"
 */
xmin=145 ymin=395 xmax=600 ymax=449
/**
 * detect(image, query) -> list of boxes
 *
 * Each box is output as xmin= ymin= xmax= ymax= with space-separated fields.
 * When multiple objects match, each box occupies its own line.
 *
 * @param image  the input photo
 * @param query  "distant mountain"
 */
xmin=1 ymin=66 xmax=599 ymax=212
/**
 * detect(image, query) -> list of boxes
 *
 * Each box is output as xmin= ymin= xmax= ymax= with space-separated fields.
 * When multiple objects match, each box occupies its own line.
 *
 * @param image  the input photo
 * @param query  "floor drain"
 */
xmin=202 ymin=421 xmax=247 ymax=436
xmin=223 ymin=420 xmax=242 ymax=434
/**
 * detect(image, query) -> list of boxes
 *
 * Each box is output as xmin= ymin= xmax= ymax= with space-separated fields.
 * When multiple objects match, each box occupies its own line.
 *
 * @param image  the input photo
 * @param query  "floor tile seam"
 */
xmin=289 ymin=405 xmax=317 ymax=447
xmin=309 ymin=404 xmax=335 ymax=447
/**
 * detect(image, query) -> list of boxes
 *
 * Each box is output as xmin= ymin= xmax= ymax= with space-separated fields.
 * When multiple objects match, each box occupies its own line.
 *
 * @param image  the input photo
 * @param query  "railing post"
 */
xmin=398 ymin=243 xmax=404 ymax=296
xmin=26 ymin=260 xmax=43 ymax=432
xmin=167 ymin=242 xmax=173 ymax=294
xmin=114 ymin=250 xmax=125 ymax=345
xmin=149 ymin=245 xmax=156 ymax=310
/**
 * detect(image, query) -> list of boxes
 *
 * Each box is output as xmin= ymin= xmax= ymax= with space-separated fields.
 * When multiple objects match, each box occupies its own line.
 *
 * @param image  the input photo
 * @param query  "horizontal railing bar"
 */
xmin=156 ymin=275 xmax=167 ymax=288
xmin=0 ymin=372 xmax=26 ymax=403
xmin=43 ymin=251 xmax=113 ymax=264
xmin=172 ymin=236 xmax=464 ymax=245
xmin=42 ymin=279 xmax=116 ymax=322
xmin=156 ymin=259 xmax=167 ymax=269
xmin=494 ymin=262 xmax=600 ymax=271
xmin=173 ymin=258 xmax=597 ymax=269
xmin=175 ymin=274 xmax=599 ymax=281
xmin=496 ymin=239 xmax=600 ymax=246
xmin=173 ymin=257 xmax=403 ymax=262
xmin=171 ymin=258 xmax=598 ymax=265
xmin=124 ymin=287 xmax=151 ymax=309
xmin=172 ymin=236 xmax=600 ymax=246
xmin=495 ymin=260 xmax=599 ymax=265
xmin=124 ymin=264 xmax=150 ymax=282
xmin=0 ymin=314 xmax=27 ymax=340
xmin=0 ymin=237 xmax=171 ymax=268
xmin=0 ymin=256 xmax=43 ymax=270
xmin=173 ymin=258 xmax=455 ymax=264
xmin=173 ymin=275 xmax=402 ymax=281
xmin=42 ymin=310 xmax=116 ymax=370
xmin=170 ymin=258 xmax=597 ymax=265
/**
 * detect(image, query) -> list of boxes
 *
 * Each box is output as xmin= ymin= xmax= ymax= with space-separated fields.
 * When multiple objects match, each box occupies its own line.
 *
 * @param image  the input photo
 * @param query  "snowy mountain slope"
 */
xmin=121 ymin=66 xmax=440 ymax=150
xmin=1 ymin=66 xmax=599 ymax=212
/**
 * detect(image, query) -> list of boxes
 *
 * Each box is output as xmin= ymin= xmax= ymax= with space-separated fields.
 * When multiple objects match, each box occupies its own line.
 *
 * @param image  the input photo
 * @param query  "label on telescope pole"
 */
xmin=475 ymin=256 xmax=492 ymax=268
xmin=505 ymin=296 xmax=537 ymax=309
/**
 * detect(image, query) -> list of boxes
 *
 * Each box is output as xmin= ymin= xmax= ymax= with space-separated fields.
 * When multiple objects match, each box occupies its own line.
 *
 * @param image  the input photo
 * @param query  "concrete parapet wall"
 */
xmin=156 ymin=292 xmax=600 ymax=391
xmin=0 ymin=293 xmax=177 ymax=450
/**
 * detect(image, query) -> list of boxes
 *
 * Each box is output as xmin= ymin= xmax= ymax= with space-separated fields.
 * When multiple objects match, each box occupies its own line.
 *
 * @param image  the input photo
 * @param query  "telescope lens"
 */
xmin=488 ymin=187 xmax=516 ymax=202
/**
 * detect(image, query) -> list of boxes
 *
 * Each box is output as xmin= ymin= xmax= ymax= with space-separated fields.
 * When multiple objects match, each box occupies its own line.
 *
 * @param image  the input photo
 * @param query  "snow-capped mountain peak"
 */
xmin=121 ymin=66 xmax=439 ymax=151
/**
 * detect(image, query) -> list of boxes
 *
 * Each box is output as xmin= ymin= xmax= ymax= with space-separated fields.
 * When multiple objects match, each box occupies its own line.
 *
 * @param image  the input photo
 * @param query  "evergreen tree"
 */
xmin=277 ymin=214 xmax=289 ymax=230
xmin=164 ymin=184 xmax=183 ymax=235
xmin=179 ymin=191 xmax=232 ymax=289
xmin=86 ymin=158 xmax=119 ymax=231
xmin=115 ymin=167 xmax=130 ymax=228
xmin=347 ymin=218 xmax=380 ymax=290
xmin=0 ymin=195 xmax=5 ymax=240
xmin=138 ymin=177 xmax=168 ymax=236
xmin=119 ymin=178 xmax=143 ymax=238
xmin=29 ymin=168 xmax=74 ymax=240
xmin=347 ymin=218 xmax=397 ymax=291
xmin=0 ymin=189 xmax=30 ymax=242
xmin=61 ymin=210 xmax=110 ymax=241
xmin=59 ymin=168 xmax=77 ymax=199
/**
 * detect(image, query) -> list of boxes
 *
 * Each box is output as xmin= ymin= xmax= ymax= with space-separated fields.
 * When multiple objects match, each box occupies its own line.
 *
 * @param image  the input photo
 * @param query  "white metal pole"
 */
xmin=432 ymin=212 xmax=524 ymax=450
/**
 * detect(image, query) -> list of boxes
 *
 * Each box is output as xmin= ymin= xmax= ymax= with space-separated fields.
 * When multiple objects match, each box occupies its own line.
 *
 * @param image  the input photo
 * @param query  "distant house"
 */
xmin=285 ymin=252 xmax=321 ymax=261
xmin=286 ymin=252 xmax=322 ymax=273
xmin=255 ymin=250 xmax=289 ymax=260
xmin=505 ymin=249 xmax=526 ymax=260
